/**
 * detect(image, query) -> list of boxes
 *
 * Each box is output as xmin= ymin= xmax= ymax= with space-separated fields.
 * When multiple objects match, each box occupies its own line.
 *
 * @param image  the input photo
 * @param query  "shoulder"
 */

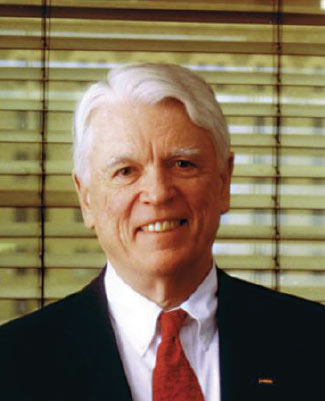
xmin=0 ymin=290 xmax=91 ymax=401
xmin=0 ymin=271 xmax=109 ymax=400
xmin=0 ymin=291 xmax=79 ymax=339
xmin=218 ymin=268 xmax=324 ymax=310
xmin=217 ymin=269 xmax=325 ymax=372
xmin=0 ymin=269 xmax=106 ymax=348
xmin=217 ymin=270 xmax=324 ymax=397
xmin=217 ymin=268 xmax=325 ymax=335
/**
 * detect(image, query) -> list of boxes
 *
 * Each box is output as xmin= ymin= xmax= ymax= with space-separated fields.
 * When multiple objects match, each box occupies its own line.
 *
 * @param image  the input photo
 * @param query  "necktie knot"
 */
xmin=160 ymin=309 xmax=187 ymax=340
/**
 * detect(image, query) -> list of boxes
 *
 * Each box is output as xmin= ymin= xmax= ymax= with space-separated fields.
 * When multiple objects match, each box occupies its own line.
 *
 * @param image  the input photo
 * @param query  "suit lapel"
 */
xmin=62 ymin=267 xmax=282 ymax=401
xmin=217 ymin=269 xmax=278 ymax=401
xmin=217 ymin=269 xmax=248 ymax=401
xmin=70 ymin=267 xmax=272 ymax=401
xmin=65 ymin=269 xmax=133 ymax=401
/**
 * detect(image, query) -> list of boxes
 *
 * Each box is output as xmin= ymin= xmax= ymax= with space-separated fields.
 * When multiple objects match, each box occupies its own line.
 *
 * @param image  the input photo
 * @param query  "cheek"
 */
xmin=187 ymin=180 xmax=222 ymax=212
xmin=188 ymin=184 xmax=224 ymax=237
xmin=88 ymin=186 xmax=115 ymax=230
xmin=94 ymin=188 xmax=134 ymax=231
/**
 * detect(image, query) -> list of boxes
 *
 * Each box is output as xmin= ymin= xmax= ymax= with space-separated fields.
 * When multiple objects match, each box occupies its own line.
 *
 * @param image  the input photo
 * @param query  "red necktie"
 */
xmin=152 ymin=309 xmax=205 ymax=401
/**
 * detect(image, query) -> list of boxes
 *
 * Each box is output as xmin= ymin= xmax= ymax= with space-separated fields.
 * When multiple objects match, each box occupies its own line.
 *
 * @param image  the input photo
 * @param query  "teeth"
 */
xmin=148 ymin=224 xmax=155 ymax=232
xmin=142 ymin=220 xmax=183 ymax=232
xmin=162 ymin=221 xmax=169 ymax=231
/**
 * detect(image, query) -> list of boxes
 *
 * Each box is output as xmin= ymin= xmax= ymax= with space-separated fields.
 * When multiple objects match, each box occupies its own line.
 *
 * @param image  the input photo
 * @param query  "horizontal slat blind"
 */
xmin=1 ymin=0 xmax=325 ymax=324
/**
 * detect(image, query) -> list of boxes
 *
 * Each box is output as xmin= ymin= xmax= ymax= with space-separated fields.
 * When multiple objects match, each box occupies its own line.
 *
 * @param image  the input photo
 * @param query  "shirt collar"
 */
xmin=104 ymin=260 xmax=218 ymax=356
xmin=104 ymin=261 xmax=162 ymax=356
xmin=180 ymin=264 xmax=218 ymax=351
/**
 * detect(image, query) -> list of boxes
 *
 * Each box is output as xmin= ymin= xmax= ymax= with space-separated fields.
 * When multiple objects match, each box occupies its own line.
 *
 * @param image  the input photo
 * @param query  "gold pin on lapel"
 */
xmin=258 ymin=378 xmax=275 ymax=385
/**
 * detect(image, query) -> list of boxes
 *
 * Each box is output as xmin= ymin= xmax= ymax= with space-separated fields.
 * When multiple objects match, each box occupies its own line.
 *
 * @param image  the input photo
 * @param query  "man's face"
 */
xmin=75 ymin=99 xmax=232 ymax=285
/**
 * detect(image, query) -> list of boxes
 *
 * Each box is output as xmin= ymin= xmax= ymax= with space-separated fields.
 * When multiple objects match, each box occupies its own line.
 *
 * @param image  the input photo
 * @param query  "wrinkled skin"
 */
xmin=74 ymin=99 xmax=233 ymax=307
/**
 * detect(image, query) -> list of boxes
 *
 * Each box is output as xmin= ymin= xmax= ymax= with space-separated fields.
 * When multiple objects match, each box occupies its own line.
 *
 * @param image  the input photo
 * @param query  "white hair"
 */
xmin=73 ymin=63 xmax=230 ymax=184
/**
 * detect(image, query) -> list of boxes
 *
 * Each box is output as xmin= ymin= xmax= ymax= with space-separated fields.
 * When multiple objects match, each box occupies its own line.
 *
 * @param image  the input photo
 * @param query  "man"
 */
xmin=0 ymin=63 xmax=324 ymax=401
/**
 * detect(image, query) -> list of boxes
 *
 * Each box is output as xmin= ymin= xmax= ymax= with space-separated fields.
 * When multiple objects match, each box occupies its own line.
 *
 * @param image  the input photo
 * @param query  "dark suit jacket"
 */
xmin=0 ymin=268 xmax=324 ymax=401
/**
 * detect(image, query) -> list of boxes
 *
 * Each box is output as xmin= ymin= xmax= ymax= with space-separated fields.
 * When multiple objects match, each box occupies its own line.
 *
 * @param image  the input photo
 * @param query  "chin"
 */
xmin=142 ymin=250 xmax=199 ymax=277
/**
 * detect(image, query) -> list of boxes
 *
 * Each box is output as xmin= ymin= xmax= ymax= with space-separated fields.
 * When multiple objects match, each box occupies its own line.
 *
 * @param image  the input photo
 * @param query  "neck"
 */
xmin=109 ymin=256 xmax=213 ymax=309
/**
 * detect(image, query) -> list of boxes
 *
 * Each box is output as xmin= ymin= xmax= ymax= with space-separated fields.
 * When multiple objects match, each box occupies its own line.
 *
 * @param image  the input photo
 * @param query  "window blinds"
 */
xmin=0 ymin=0 xmax=324 ymax=324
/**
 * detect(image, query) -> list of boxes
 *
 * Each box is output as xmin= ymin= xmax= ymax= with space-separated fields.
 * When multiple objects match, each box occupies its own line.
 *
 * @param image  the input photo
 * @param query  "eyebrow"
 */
xmin=105 ymin=156 xmax=134 ymax=169
xmin=169 ymin=147 xmax=202 ymax=158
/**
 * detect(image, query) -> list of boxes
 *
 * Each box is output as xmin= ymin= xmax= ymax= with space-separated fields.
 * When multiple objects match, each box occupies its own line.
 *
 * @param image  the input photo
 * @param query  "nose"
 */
xmin=139 ymin=166 xmax=176 ymax=205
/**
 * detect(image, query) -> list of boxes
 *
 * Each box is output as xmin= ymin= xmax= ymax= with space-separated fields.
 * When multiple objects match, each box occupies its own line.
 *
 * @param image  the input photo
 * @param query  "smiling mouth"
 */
xmin=140 ymin=219 xmax=187 ymax=233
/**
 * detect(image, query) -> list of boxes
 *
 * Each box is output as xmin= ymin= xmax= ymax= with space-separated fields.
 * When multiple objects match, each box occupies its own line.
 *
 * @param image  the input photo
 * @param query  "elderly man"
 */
xmin=0 ymin=63 xmax=324 ymax=401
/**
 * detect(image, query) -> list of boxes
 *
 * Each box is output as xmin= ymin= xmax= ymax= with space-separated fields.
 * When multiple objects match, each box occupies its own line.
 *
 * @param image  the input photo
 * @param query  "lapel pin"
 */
xmin=258 ymin=378 xmax=275 ymax=385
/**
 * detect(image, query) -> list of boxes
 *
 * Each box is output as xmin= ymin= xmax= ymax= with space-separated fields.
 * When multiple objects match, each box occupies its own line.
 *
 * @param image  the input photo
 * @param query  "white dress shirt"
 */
xmin=104 ymin=261 xmax=220 ymax=401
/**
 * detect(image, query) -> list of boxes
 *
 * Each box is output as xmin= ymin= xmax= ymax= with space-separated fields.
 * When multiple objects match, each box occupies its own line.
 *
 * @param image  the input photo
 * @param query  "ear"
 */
xmin=220 ymin=152 xmax=234 ymax=214
xmin=73 ymin=171 xmax=95 ymax=229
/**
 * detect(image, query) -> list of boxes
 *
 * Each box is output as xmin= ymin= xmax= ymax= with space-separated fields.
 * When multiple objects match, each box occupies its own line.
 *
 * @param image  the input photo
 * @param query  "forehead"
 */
xmin=89 ymin=99 xmax=214 ymax=154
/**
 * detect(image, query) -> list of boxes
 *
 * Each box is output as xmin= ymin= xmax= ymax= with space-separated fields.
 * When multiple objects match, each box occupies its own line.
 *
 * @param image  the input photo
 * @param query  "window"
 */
xmin=0 ymin=0 xmax=324 ymax=324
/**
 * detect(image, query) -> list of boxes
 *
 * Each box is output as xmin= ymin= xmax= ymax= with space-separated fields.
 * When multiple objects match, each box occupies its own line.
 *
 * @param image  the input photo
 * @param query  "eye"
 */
xmin=175 ymin=160 xmax=196 ymax=169
xmin=112 ymin=166 xmax=138 ymax=183
xmin=117 ymin=166 xmax=134 ymax=176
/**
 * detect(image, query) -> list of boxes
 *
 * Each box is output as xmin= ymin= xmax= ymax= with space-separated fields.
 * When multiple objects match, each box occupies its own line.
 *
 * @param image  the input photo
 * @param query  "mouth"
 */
xmin=139 ymin=219 xmax=187 ymax=233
